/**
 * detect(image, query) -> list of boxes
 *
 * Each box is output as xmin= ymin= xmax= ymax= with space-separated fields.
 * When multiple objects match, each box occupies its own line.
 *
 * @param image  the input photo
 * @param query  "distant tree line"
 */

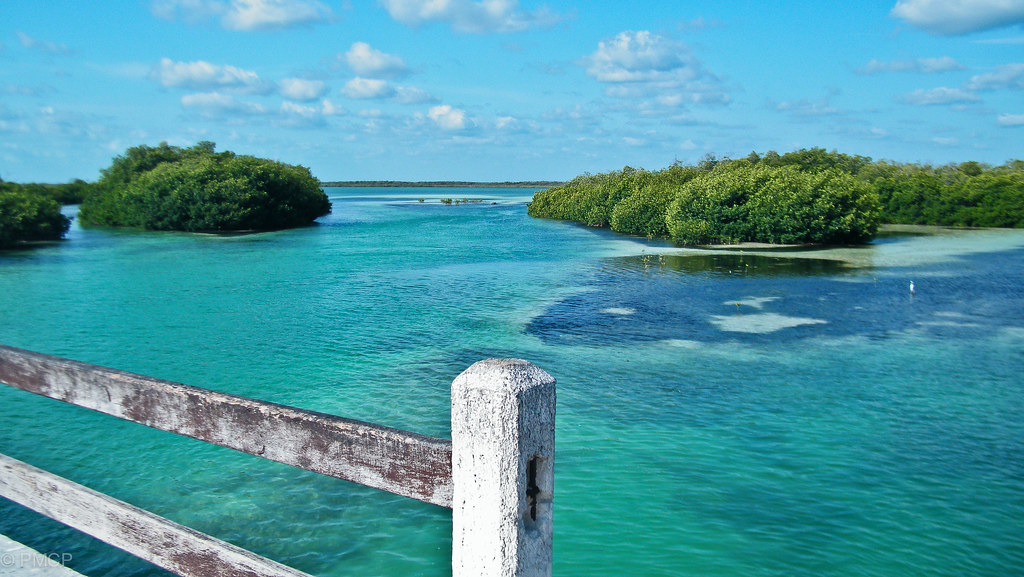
xmin=78 ymin=142 xmax=331 ymax=231
xmin=321 ymin=180 xmax=564 ymax=188
xmin=527 ymin=149 xmax=1024 ymax=245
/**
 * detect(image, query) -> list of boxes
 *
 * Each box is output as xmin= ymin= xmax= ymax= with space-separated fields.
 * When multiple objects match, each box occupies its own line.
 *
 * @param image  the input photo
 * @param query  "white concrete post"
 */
xmin=451 ymin=358 xmax=555 ymax=577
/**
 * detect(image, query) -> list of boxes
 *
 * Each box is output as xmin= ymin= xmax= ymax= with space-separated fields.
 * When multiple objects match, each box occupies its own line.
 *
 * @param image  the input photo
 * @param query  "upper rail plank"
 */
xmin=0 ymin=452 xmax=312 ymax=577
xmin=0 ymin=345 xmax=453 ymax=507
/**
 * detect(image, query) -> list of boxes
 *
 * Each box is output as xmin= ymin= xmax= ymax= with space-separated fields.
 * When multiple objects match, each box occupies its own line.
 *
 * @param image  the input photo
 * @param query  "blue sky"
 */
xmin=2 ymin=0 xmax=1023 ymax=182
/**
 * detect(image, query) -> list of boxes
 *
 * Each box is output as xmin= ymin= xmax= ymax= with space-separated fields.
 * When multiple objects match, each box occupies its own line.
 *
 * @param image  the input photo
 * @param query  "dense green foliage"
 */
xmin=0 ymin=179 xmax=72 ymax=247
xmin=0 ymin=179 xmax=93 ymax=205
xmin=528 ymin=164 xmax=702 ymax=238
xmin=860 ymin=160 xmax=1024 ymax=227
xmin=79 ymin=142 xmax=331 ymax=231
xmin=665 ymin=164 xmax=878 ymax=245
xmin=529 ymin=148 xmax=1024 ymax=245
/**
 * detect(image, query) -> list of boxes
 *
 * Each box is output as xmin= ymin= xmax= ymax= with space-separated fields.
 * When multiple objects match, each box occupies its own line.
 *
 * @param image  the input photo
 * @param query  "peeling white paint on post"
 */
xmin=451 ymin=359 xmax=555 ymax=577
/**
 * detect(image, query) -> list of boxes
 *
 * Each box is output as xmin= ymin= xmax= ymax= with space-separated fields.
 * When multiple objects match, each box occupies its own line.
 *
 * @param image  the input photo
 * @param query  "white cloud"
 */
xmin=279 ymin=78 xmax=328 ymax=100
xmin=584 ymin=31 xmax=689 ymax=83
xmin=901 ymin=87 xmax=980 ymax=105
xmin=16 ymin=31 xmax=71 ymax=55
xmin=345 ymin=42 xmax=409 ymax=78
xmin=278 ymin=99 xmax=349 ymax=127
xmin=966 ymin=63 xmax=1024 ymax=90
xmin=975 ymin=35 xmax=1024 ymax=44
xmin=428 ymin=104 xmax=467 ymax=129
xmin=341 ymin=77 xmax=394 ymax=99
xmin=339 ymin=77 xmax=436 ymax=104
xmin=998 ymin=113 xmax=1024 ymax=126
xmin=150 ymin=0 xmax=224 ymax=23
xmin=152 ymin=58 xmax=270 ymax=93
xmin=859 ymin=56 xmax=964 ymax=74
xmin=891 ymin=0 xmax=1024 ymax=35
xmin=181 ymin=92 xmax=266 ymax=115
xmin=582 ymin=31 xmax=728 ymax=106
xmin=394 ymin=86 xmax=438 ymax=104
xmin=379 ymin=0 xmax=562 ymax=33
xmin=281 ymin=100 xmax=318 ymax=118
xmin=151 ymin=0 xmax=332 ymax=30
xmin=320 ymin=98 xmax=345 ymax=116
xmin=919 ymin=56 xmax=968 ymax=72
xmin=774 ymin=98 xmax=841 ymax=117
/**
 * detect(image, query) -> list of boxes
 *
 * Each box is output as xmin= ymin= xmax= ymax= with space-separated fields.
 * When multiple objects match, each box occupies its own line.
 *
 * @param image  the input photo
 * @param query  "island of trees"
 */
xmin=528 ymin=149 xmax=1024 ymax=245
xmin=78 ymin=142 xmax=330 ymax=231
xmin=2 ymin=142 xmax=332 ymax=247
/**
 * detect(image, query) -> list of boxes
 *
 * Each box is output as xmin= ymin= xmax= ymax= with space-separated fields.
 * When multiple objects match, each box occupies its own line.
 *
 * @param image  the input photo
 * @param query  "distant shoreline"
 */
xmin=319 ymin=180 xmax=563 ymax=188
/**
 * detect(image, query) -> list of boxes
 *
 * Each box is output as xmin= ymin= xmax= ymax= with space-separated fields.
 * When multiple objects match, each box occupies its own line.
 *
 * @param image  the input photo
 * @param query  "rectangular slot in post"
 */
xmin=527 ymin=455 xmax=540 ymax=524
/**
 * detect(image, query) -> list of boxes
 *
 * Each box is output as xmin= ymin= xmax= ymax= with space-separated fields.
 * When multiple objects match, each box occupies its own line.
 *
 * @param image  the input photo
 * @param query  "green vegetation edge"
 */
xmin=527 ymin=149 xmax=1024 ymax=246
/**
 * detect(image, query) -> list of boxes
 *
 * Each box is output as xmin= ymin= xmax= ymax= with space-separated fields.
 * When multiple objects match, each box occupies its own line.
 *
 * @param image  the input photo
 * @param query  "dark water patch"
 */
xmin=526 ymin=247 xmax=1024 ymax=345
xmin=641 ymin=253 xmax=853 ymax=277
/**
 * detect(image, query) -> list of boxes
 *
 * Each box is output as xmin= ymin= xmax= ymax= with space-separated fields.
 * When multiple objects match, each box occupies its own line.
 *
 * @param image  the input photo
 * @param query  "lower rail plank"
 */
xmin=0 ymin=453 xmax=311 ymax=577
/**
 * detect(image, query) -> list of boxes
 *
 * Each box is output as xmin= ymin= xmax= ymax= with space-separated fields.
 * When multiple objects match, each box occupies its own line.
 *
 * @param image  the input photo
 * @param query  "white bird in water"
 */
xmin=910 ymin=281 xmax=916 ymax=296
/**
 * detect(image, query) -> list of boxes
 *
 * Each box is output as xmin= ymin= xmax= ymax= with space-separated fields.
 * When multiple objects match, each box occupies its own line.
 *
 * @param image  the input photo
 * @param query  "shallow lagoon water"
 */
xmin=1 ymin=188 xmax=1023 ymax=576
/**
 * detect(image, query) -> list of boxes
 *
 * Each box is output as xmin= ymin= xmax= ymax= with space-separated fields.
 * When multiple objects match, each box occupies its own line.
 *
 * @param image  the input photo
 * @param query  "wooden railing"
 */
xmin=0 ymin=345 xmax=555 ymax=577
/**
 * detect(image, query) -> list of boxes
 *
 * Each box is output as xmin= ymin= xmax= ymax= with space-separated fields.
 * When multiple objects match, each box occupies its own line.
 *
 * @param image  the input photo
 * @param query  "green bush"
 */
xmin=529 ymin=164 xmax=702 ymax=237
xmin=0 ymin=183 xmax=71 ymax=247
xmin=667 ymin=164 xmax=879 ymax=245
xmin=79 ymin=142 xmax=331 ymax=231
xmin=530 ymin=151 xmax=882 ymax=246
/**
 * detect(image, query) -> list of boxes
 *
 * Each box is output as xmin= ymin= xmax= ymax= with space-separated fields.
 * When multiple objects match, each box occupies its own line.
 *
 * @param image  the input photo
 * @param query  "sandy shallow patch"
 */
xmin=710 ymin=312 xmax=828 ymax=333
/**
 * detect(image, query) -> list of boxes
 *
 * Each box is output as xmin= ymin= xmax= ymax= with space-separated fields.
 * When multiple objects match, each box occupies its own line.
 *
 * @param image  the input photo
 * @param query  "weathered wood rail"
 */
xmin=0 ymin=345 xmax=555 ymax=577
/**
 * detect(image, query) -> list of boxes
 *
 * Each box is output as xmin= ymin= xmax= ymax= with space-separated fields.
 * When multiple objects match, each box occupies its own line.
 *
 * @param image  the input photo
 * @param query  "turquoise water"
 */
xmin=2 ymin=188 xmax=1023 ymax=577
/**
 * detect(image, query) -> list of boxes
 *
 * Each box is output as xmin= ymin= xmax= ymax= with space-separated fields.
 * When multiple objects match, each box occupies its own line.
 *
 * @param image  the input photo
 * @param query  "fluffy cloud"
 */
xmin=341 ymin=77 xmax=394 ymax=99
xmin=339 ymin=77 xmax=437 ymax=104
xmin=891 ymin=0 xmax=1024 ymax=35
xmin=320 ymin=99 xmax=345 ymax=116
xmin=180 ymin=92 xmax=266 ymax=115
xmin=281 ymin=100 xmax=318 ymax=117
xmin=16 ymin=31 xmax=71 ymax=55
xmin=965 ymin=63 xmax=1024 ymax=91
xmin=278 ymin=99 xmax=346 ymax=126
xmin=773 ymin=98 xmax=841 ymax=117
xmin=152 ymin=58 xmax=270 ymax=93
xmin=998 ymin=113 xmax=1024 ymax=126
xmin=394 ymin=86 xmax=438 ymax=104
xmin=859 ymin=56 xmax=964 ymax=74
xmin=428 ymin=105 xmax=467 ymax=129
xmin=151 ymin=0 xmax=332 ymax=31
xmin=582 ymin=31 xmax=728 ymax=106
xmin=279 ymin=78 xmax=328 ymax=100
xmin=901 ymin=87 xmax=980 ymax=105
xmin=345 ymin=42 xmax=409 ymax=78
xmin=379 ymin=0 xmax=561 ymax=33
